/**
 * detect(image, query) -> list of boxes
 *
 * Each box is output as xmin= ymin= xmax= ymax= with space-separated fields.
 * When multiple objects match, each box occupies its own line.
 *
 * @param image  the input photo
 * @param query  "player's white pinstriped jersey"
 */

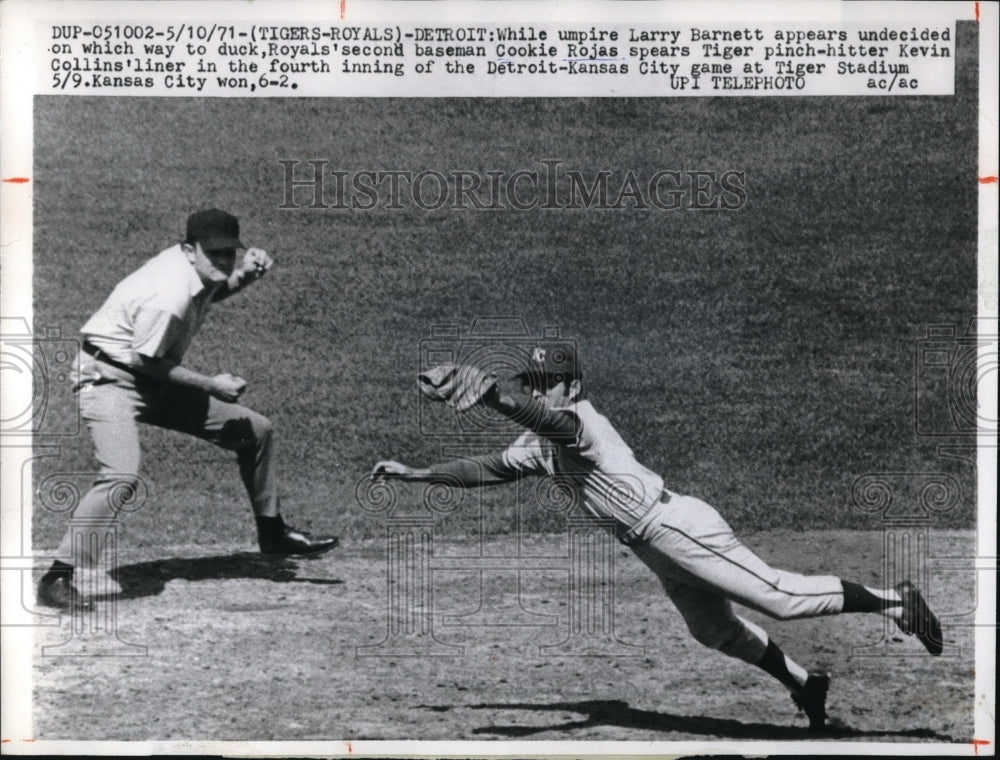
xmin=500 ymin=400 xmax=666 ymax=530
xmin=399 ymin=353 xmax=947 ymax=723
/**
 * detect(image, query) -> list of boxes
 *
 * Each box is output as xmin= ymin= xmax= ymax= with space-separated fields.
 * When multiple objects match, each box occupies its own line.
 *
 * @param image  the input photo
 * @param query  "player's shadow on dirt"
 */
xmin=101 ymin=553 xmax=342 ymax=600
xmin=462 ymin=699 xmax=957 ymax=742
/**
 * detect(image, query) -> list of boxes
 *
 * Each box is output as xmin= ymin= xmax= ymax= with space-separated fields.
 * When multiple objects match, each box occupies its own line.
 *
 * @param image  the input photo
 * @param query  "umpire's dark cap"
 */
xmin=513 ymin=343 xmax=581 ymax=385
xmin=186 ymin=208 xmax=245 ymax=251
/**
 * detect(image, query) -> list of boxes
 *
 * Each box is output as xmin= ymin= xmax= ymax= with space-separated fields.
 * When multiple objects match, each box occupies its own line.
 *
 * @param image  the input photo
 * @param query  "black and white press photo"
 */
xmin=0 ymin=1 xmax=995 ymax=755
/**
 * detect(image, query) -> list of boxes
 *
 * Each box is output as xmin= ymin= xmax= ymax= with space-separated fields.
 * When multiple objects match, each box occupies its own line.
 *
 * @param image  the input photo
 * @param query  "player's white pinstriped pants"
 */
xmin=628 ymin=494 xmax=845 ymax=665
xmin=55 ymin=354 xmax=277 ymax=567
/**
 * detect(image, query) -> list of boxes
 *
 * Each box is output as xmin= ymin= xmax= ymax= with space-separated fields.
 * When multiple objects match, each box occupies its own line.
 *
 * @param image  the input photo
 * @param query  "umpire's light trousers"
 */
xmin=55 ymin=354 xmax=277 ymax=567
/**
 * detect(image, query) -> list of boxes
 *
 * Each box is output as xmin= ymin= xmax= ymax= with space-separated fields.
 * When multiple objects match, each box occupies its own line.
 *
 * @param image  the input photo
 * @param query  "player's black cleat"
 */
xmin=894 ymin=581 xmax=943 ymax=656
xmin=259 ymin=525 xmax=340 ymax=558
xmin=791 ymin=671 xmax=829 ymax=732
xmin=36 ymin=576 xmax=93 ymax=611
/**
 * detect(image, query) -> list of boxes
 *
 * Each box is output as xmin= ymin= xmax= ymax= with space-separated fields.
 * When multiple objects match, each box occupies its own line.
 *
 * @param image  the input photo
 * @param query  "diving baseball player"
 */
xmin=37 ymin=209 xmax=339 ymax=611
xmin=373 ymin=345 xmax=944 ymax=732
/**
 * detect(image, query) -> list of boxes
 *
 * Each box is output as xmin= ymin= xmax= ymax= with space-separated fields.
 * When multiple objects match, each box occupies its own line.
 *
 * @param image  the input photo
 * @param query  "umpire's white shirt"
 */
xmin=81 ymin=244 xmax=213 ymax=366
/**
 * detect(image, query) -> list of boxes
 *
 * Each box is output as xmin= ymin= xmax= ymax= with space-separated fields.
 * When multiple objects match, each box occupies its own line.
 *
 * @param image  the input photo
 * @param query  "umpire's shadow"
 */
xmin=463 ymin=699 xmax=958 ymax=742
xmin=105 ymin=552 xmax=342 ymax=600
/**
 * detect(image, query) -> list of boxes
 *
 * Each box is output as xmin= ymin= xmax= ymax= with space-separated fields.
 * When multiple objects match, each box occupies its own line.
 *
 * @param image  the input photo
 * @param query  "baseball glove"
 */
xmin=418 ymin=364 xmax=498 ymax=413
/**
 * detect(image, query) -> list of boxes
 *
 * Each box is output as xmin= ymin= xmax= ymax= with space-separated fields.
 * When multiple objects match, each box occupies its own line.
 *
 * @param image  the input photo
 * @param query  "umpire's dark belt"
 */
xmin=82 ymin=340 xmax=138 ymax=375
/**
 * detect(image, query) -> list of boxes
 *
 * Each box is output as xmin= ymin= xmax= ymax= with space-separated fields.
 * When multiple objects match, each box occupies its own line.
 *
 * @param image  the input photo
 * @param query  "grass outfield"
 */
xmin=31 ymin=24 xmax=979 ymax=548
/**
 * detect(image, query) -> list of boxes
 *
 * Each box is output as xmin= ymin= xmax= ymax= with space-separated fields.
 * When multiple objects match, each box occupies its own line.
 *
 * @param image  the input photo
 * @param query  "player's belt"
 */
xmin=81 ymin=340 xmax=138 ymax=376
xmin=618 ymin=490 xmax=673 ymax=547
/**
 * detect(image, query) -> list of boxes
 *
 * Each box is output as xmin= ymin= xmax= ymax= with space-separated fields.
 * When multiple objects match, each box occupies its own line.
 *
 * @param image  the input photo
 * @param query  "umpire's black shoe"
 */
xmin=259 ymin=525 xmax=339 ymax=557
xmin=36 ymin=576 xmax=93 ymax=611
xmin=791 ymin=671 xmax=829 ymax=732
xmin=894 ymin=581 xmax=943 ymax=656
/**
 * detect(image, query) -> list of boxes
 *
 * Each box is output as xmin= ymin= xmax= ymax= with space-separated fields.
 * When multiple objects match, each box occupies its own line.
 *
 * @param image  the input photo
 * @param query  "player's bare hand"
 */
xmin=372 ymin=461 xmax=415 ymax=481
xmin=209 ymin=373 xmax=248 ymax=402
xmin=241 ymin=248 xmax=273 ymax=279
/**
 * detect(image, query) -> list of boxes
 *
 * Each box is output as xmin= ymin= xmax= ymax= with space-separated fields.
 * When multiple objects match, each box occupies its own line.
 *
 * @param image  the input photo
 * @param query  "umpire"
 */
xmin=37 ymin=209 xmax=339 ymax=610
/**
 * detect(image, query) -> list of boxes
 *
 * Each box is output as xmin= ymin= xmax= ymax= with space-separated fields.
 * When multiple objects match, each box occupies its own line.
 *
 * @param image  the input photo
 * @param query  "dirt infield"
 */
xmin=32 ymin=529 xmax=975 ymax=744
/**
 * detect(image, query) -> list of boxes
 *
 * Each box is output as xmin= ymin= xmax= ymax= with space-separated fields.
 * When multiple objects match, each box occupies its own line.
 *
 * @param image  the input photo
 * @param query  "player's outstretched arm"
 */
xmin=372 ymin=452 xmax=520 ymax=487
xmin=415 ymin=362 xmax=574 ymax=441
xmin=371 ymin=461 xmax=434 ymax=482
xmin=483 ymin=388 xmax=578 ymax=441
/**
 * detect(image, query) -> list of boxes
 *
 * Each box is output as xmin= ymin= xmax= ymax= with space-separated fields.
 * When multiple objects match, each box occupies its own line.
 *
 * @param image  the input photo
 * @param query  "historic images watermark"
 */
xmin=35 ymin=491 xmax=150 ymax=658
xmin=355 ymin=474 xmax=643 ymax=659
xmin=278 ymin=159 xmax=748 ymax=212
xmin=850 ymin=471 xmax=963 ymax=658
xmin=1 ymin=317 xmax=146 ymax=655
xmin=914 ymin=318 xmax=999 ymax=438
xmin=0 ymin=317 xmax=80 ymax=438
xmin=847 ymin=318 xmax=999 ymax=658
